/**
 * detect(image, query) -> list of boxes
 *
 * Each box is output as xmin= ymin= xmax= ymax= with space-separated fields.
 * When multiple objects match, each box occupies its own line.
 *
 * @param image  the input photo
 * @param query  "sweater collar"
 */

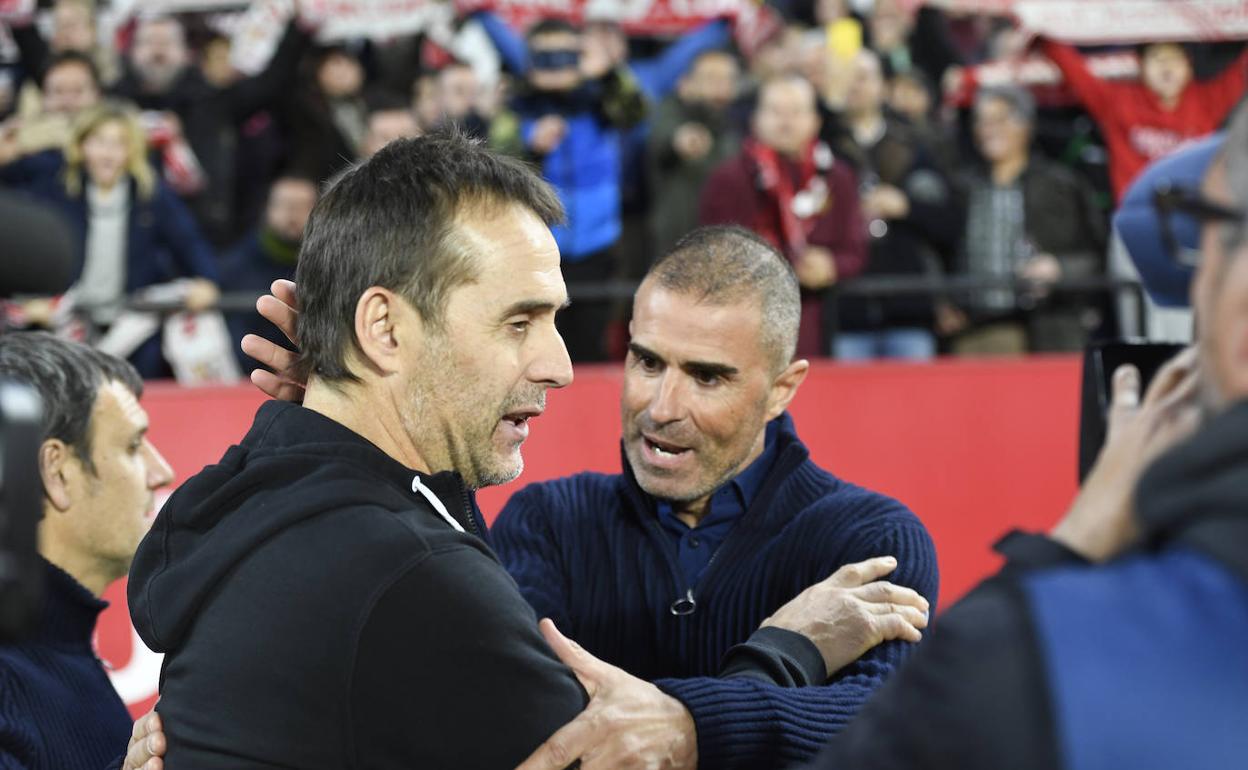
xmin=34 ymin=557 xmax=109 ymax=648
xmin=1135 ymin=399 xmax=1248 ymax=581
xmin=620 ymin=412 xmax=811 ymax=522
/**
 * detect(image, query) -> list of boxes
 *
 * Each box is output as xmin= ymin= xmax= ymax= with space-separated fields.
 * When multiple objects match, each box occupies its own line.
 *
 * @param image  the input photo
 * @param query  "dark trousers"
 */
xmin=558 ymin=248 xmax=615 ymax=363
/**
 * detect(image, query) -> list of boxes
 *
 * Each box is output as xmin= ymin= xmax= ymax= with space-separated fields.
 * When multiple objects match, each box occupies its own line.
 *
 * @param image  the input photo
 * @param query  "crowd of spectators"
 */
xmin=1 ymin=0 xmax=1245 ymax=376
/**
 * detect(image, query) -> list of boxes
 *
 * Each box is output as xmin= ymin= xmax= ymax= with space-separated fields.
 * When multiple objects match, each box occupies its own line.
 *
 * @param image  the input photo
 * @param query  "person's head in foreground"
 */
xmin=0 ymin=331 xmax=173 ymax=596
xmin=623 ymin=226 xmax=808 ymax=515
xmin=294 ymin=129 xmax=572 ymax=489
xmin=1191 ymin=105 xmax=1248 ymax=410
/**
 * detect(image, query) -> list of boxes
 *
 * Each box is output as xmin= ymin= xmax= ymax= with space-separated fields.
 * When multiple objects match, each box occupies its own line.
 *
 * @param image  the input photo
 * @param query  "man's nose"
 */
xmin=145 ymin=441 xmax=175 ymax=489
xmin=646 ymin=371 xmax=686 ymax=425
xmin=530 ymin=323 xmax=574 ymax=390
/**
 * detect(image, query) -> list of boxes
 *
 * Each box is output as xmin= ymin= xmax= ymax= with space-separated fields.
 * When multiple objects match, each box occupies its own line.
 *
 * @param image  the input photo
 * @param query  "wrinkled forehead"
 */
xmin=91 ymin=380 xmax=148 ymax=440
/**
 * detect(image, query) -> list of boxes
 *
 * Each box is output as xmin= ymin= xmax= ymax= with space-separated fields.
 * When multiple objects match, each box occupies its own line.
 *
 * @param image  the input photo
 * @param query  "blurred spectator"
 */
xmin=478 ymin=10 xmax=728 ymax=359
xmin=887 ymin=67 xmax=955 ymax=172
xmin=287 ymin=45 xmax=369 ymax=183
xmin=944 ymin=85 xmax=1107 ymax=355
xmin=198 ymin=33 xmax=239 ymax=90
xmin=0 ymin=51 xmax=103 ymax=169
xmin=865 ymin=0 xmax=962 ymax=83
xmin=437 ymin=60 xmax=488 ymax=138
xmin=700 ymin=73 xmax=867 ymax=357
xmin=646 ymin=49 xmax=741 ymax=258
xmin=113 ymin=14 xmax=311 ymax=246
xmin=0 ymin=103 xmax=220 ymax=376
xmin=411 ymin=71 xmax=443 ymax=132
xmin=6 ymin=0 xmax=120 ymax=92
xmin=219 ymin=175 xmax=317 ymax=372
xmin=823 ymin=50 xmax=959 ymax=361
xmin=1038 ymin=38 xmax=1248 ymax=201
xmin=359 ymin=96 xmax=421 ymax=158
xmin=487 ymin=18 xmax=646 ymax=362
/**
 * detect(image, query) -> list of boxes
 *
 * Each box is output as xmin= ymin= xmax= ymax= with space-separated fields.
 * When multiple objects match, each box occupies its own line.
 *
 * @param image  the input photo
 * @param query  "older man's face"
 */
xmin=131 ymin=19 xmax=188 ymax=93
xmin=1193 ymin=157 xmax=1248 ymax=409
xmin=620 ymin=282 xmax=780 ymax=511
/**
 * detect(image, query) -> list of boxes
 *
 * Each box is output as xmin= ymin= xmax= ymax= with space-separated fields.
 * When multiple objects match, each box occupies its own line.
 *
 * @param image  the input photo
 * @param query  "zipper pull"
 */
xmin=670 ymin=588 xmax=697 ymax=616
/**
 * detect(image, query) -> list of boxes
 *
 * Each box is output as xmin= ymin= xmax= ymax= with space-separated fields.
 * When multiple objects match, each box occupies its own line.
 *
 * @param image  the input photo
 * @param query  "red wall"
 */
xmin=97 ymin=356 xmax=1084 ymax=715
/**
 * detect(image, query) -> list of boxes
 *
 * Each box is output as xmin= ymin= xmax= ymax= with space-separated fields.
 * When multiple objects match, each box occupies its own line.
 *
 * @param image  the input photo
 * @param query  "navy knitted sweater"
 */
xmin=493 ymin=413 xmax=939 ymax=769
xmin=0 ymin=559 xmax=132 ymax=770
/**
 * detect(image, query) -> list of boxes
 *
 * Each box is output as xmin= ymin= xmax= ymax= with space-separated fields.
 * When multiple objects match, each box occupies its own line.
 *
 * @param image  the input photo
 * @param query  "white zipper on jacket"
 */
xmin=411 ymin=475 xmax=466 ymax=533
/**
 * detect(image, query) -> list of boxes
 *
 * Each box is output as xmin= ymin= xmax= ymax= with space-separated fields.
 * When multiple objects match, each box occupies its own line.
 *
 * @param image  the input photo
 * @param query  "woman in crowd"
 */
xmin=1 ymin=101 xmax=219 ymax=375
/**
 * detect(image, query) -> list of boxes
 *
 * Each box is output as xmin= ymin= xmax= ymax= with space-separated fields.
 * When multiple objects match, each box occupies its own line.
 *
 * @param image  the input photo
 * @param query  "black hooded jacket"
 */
xmin=128 ymin=400 xmax=586 ymax=768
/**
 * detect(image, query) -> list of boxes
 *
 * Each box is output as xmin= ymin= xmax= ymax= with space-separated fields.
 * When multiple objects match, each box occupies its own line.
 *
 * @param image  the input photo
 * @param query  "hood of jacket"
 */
xmin=127 ymin=400 xmax=481 ymax=654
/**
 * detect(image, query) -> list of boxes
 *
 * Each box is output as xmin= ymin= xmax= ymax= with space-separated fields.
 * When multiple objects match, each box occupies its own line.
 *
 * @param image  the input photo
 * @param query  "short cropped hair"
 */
xmin=975 ymin=84 xmax=1036 ymax=126
xmin=647 ymin=226 xmax=801 ymax=372
xmin=0 ymin=332 xmax=142 ymax=473
xmin=294 ymin=129 xmax=564 ymax=383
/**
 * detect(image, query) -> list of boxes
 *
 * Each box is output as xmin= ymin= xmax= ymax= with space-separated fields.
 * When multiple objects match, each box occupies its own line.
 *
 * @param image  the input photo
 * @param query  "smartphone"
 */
xmin=827 ymin=18 xmax=863 ymax=61
xmin=1078 ymin=340 xmax=1187 ymax=481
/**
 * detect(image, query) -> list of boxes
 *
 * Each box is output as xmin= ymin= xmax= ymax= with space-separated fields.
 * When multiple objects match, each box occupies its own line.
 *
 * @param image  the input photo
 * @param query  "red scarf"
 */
xmin=743 ymin=138 xmax=835 ymax=260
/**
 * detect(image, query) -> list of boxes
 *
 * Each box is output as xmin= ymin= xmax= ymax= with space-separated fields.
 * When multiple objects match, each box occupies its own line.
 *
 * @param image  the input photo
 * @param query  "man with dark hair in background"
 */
xmin=219 ymin=174 xmax=319 ymax=371
xmin=125 ymin=132 xmax=588 ymax=768
xmin=113 ymin=13 xmax=312 ymax=246
xmin=0 ymin=332 xmax=173 ymax=770
xmin=821 ymin=49 xmax=960 ymax=362
xmin=0 ymin=51 xmax=102 ymax=172
xmin=647 ymin=50 xmax=743 ymax=258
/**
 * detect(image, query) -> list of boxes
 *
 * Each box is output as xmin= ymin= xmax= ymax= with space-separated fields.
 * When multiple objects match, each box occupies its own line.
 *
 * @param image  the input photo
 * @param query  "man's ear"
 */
xmin=353 ymin=287 xmax=422 ymax=376
xmin=39 ymin=439 xmax=73 ymax=513
xmin=764 ymin=358 xmax=810 ymax=421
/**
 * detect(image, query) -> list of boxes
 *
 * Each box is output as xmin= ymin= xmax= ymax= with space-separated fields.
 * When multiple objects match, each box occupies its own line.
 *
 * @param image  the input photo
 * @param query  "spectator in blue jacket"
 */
xmin=219 ymin=174 xmax=317 ymax=371
xmin=485 ymin=18 xmax=645 ymax=361
xmin=479 ymin=13 xmax=733 ymax=360
xmin=1 ymin=102 xmax=220 ymax=376
xmin=495 ymin=226 xmax=937 ymax=769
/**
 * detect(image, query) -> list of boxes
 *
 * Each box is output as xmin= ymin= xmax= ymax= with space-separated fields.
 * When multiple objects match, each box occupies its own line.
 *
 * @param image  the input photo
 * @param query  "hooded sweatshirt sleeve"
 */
xmin=349 ymin=543 xmax=587 ymax=768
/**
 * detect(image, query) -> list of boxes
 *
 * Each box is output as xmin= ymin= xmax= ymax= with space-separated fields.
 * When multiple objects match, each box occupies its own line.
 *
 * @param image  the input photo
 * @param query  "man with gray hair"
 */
xmin=943 ymin=84 xmax=1107 ymax=355
xmin=0 ymin=332 xmax=173 ymax=769
xmin=801 ymin=102 xmax=1248 ymax=770
xmin=498 ymin=224 xmax=937 ymax=769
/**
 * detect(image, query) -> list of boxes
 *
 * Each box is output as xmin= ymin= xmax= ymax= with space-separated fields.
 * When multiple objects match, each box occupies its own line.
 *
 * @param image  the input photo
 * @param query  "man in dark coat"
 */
xmin=111 ymin=15 xmax=311 ymax=247
xmin=0 ymin=333 xmax=173 ymax=770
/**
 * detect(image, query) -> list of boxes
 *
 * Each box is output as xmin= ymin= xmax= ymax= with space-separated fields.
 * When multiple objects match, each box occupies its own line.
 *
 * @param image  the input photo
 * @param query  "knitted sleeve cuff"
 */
xmin=718 ymin=625 xmax=827 ymax=686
